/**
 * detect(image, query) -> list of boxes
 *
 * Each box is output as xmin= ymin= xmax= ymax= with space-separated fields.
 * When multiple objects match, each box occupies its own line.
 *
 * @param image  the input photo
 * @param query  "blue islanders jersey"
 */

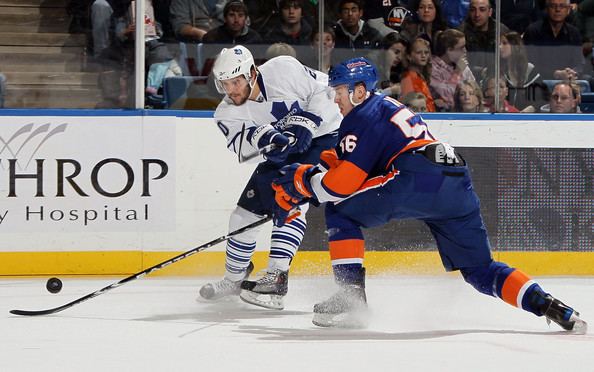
xmin=311 ymin=93 xmax=436 ymax=203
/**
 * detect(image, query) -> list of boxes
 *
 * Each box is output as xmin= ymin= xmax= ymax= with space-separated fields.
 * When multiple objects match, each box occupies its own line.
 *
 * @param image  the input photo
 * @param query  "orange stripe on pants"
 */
xmin=329 ymin=239 xmax=365 ymax=261
xmin=501 ymin=270 xmax=532 ymax=307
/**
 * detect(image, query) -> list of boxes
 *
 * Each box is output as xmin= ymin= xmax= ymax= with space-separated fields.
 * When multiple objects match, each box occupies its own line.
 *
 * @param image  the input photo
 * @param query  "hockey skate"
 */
xmin=198 ymin=262 xmax=254 ymax=301
xmin=530 ymin=291 xmax=588 ymax=334
xmin=239 ymin=269 xmax=288 ymax=310
xmin=312 ymin=283 xmax=368 ymax=328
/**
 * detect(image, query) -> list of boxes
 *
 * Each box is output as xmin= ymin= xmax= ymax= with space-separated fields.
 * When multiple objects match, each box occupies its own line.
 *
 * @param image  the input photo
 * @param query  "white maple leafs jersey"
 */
xmin=214 ymin=55 xmax=342 ymax=162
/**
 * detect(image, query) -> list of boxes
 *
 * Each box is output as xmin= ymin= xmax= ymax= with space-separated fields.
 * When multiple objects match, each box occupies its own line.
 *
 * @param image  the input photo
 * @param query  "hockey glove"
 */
xmin=281 ymin=112 xmax=321 ymax=154
xmin=271 ymin=183 xmax=303 ymax=227
xmin=251 ymin=125 xmax=291 ymax=163
xmin=274 ymin=163 xmax=319 ymax=201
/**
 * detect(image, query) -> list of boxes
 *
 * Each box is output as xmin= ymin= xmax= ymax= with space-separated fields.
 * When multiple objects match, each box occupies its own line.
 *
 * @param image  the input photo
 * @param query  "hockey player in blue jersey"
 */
xmin=198 ymin=45 xmax=341 ymax=310
xmin=271 ymin=57 xmax=588 ymax=332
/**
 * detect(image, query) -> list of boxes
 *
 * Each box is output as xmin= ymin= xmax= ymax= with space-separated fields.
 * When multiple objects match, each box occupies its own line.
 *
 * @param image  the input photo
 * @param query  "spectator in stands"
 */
xmin=400 ymin=36 xmax=436 ymax=111
xmin=430 ymin=29 xmax=475 ymax=111
xmin=441 ymin=0 xmax=469 ymax=28
xmin=91 ymin=0 xmax=116 ymax=56
xmin=0 ymin=73 xmax=5 ymax=108
xmin=244 ymin=0 xmax=317 ymax=36
xmin=523 ymin=0 xmax=584 ymax=80
xmin=541 ymin=80 xmax=581 ymax=112
xmin=483 ymin=76 xmax=522 ymax=112
xmin=500 ymin=31 xmax=544 ymax=110
xmin=400 ymin=91 xmax=428 ymax=112
xmin=363 ymin=0 xmax=412 ymax=36
xmin=97 ymin=0 xmax=175 ymax=107
xmin=265 ymin=42 xmax=298 ymax=60
xmin=202 ymin=1 xmax=262 ymax=45
xmin=333 ymin=0 xmax=383 ymax=58
xmin=458 ymin=0 xmax=509 ymax=80
xmin=454 ymin=79 xmax=487 ymax=112
xmin=377 ymin=32 xmax=409 ymax=98
xmin=499 ymin=0 xmax=542 ymax=34
xmin=410 ymin=0 xmax=446 ymax=44
xmin=170 ymin=0 xmax=227 ymax=41
xmin=264 ymin=0 xmax=313 ymax=45
xmin=303 ymin=25 xmax=336 ymax=73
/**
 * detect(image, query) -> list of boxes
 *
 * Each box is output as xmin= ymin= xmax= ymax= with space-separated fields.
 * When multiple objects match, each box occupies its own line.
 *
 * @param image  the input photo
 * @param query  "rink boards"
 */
xmin=0 ymin=110 xmax=592 ymax=276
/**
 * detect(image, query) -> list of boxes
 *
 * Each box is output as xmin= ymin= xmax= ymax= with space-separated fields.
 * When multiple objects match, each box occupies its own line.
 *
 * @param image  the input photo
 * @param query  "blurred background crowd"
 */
xmin=1 ymin=0 xmax=593 ymax=113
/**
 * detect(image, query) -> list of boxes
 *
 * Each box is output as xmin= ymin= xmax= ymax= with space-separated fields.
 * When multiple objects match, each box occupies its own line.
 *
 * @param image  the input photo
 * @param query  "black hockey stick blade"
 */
xmin=10 ymin=215 xmax=272 ymax=316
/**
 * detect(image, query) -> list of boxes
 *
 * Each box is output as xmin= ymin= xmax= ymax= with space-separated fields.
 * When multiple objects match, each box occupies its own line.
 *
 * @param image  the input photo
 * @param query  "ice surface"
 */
xmin=1 ymin=276 xmax=593 ymax=372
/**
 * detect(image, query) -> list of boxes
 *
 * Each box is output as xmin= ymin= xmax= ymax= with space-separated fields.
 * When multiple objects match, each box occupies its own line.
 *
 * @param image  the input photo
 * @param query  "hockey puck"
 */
xmin=46 ymin=277 xmax=62 ymax=294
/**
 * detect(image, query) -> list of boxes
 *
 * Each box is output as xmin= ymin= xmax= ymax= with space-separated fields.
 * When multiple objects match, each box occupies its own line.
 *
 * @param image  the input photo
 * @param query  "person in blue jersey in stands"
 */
xmin=271 ymin=57 xmax=588 ymax=332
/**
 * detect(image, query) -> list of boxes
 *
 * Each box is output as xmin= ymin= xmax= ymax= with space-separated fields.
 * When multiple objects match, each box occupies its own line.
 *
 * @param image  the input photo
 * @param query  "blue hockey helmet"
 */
xmin=328 ymin=57 xmax=378 ymax=92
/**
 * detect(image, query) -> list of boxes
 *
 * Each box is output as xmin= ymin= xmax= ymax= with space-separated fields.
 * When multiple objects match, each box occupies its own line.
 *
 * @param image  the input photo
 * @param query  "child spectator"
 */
xmin=400 ymin=91 xmax=428 ymax=112
xmin=400 ymin=36 xmax=436 ymax=111
xmin=483 ymin=76 xmax=521 ymax=112
xmin=454 ymin=79 xmax=487 ymax=112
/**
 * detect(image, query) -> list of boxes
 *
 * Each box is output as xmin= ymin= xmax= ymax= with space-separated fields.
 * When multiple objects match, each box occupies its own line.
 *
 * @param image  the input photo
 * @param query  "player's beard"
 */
xmin=229 ymin=84 xmax=251 ymax=106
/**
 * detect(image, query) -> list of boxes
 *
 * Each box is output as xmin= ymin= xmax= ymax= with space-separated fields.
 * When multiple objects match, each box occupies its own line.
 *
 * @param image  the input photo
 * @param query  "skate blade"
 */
xmin=312 ymin=310 xmax=369 ymax=329
xmin=569 ymin=314 xmax=588 ymax=335
xmin=239 ymin=289 xmax=285 ymax=310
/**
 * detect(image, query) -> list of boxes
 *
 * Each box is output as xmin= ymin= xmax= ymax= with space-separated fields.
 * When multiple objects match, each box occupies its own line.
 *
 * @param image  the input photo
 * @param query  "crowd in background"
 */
xmin=63 ymin=0 xmax=594 ymax=113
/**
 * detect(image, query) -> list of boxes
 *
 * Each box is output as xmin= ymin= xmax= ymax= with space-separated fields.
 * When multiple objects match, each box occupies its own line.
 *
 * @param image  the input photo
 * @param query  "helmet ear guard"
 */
xmin=212 ymin=45 xmax=257 ymax=94
xmin=328 ymin=57 xmax=378 ymax=93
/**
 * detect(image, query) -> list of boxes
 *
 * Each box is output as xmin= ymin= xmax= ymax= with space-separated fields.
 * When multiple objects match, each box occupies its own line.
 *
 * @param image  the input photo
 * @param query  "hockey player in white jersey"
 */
xmin=198 ymin=45 xmax=341 ymax=309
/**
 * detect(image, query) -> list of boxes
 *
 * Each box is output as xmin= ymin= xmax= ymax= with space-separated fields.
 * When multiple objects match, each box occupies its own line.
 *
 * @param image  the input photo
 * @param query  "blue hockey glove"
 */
xmin=273 ymin=163 xmax=319 ymax=201
xmin=251 ymin=125 xmax=291 ymax=163
xmin=284 ymin=125 xmax=312 ymax=154
xmin=278 ymin=112 xmax=321 ymax=154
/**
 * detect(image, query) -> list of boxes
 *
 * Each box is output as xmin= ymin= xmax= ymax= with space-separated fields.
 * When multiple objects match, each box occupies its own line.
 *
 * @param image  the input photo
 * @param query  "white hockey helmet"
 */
xmin=212 ymin=45 xmax=257 ymax=94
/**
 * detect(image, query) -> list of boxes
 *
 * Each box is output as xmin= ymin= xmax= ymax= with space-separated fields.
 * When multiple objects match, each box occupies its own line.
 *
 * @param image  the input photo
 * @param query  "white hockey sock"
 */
xmin=268 ymin=214 xmax=306 ymax=272
xmin=225 ymin=237 xmax=256 ymax=281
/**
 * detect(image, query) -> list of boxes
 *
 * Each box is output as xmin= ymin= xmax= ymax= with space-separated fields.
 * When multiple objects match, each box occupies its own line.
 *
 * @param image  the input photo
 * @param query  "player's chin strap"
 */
xmin=349 ymin=91 xmax=371 ymax=107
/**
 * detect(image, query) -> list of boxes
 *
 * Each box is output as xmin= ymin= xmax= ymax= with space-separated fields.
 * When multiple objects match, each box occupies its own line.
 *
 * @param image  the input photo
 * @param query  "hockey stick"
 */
xmin=239 ymin=143 xmax=277 ymax=163
xmin=239 ymin=136 xmax=297 ymax=163
xmin=10 ymin=215 xmax=272 ymax=316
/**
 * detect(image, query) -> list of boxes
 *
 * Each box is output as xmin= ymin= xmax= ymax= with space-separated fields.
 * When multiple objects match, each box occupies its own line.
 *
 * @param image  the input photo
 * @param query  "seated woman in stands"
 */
xmin=499 ymin=31 xmax=544 ymax=110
